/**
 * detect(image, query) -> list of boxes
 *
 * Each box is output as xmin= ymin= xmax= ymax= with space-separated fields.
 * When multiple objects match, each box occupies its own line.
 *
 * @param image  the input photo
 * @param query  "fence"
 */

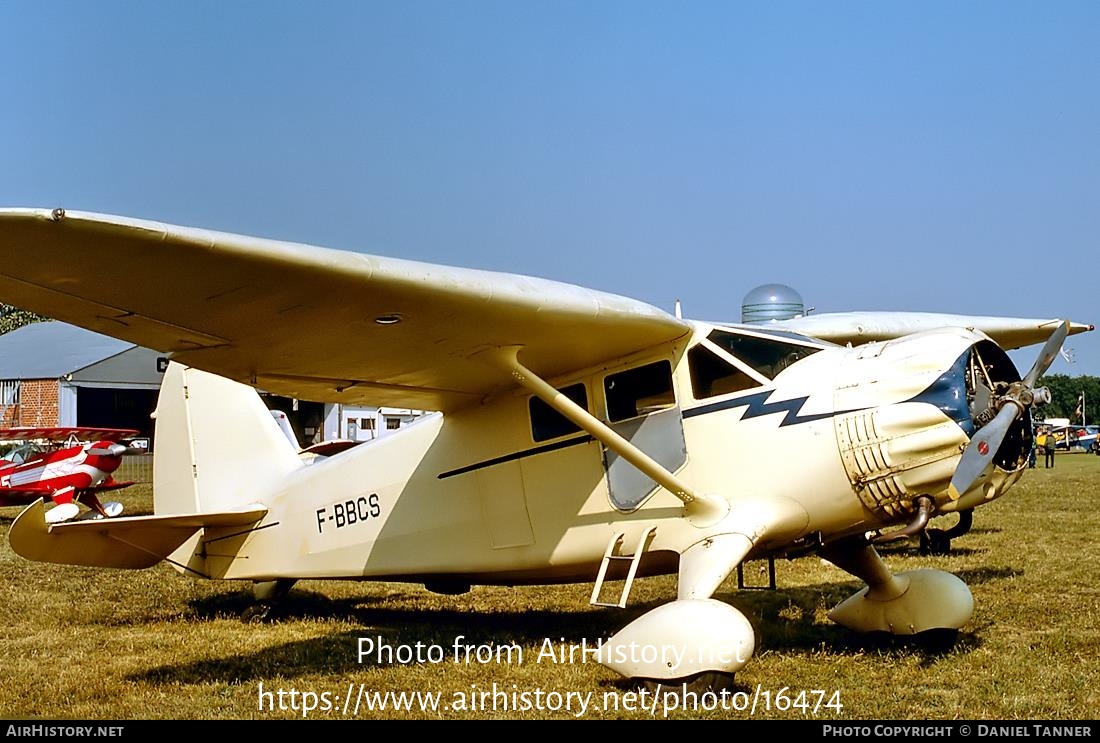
xmin=116 ymin=453 xmax=154 ymax=484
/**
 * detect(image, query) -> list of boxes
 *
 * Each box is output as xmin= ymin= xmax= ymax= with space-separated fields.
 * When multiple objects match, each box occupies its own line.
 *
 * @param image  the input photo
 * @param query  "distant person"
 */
xmin=1044 ymin=432 xmax=1057 ymax=468
xmin=1028 ymin=435 xmax=1037 ymax=468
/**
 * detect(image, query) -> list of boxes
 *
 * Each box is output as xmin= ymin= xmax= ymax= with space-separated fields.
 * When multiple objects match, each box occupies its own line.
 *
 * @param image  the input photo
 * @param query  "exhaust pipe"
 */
xmin=872 ymin=495 xmax=936 ymax=544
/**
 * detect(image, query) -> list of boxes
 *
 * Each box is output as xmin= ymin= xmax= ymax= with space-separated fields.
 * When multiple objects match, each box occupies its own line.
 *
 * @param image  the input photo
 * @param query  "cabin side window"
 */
xmin=529 ymin=383 xmax=589 ymax=442
xmin=604 ymin=360 xmax=676 ymax=423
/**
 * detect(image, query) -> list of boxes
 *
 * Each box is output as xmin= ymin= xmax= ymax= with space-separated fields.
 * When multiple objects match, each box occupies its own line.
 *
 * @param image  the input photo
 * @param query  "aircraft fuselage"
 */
xmin=166 ymin=322 xmax=1025 ymax=587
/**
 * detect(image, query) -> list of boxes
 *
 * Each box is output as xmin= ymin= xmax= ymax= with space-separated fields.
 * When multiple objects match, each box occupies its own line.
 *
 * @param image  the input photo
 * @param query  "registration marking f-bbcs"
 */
xmin=316 ymin=494 xmax=382 ymax=534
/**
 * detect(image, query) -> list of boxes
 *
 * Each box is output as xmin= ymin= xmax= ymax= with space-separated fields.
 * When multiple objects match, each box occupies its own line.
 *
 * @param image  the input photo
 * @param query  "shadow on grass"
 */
xmin=600 ymin=673 xmax=763 ymax=698
xmin=953 ymin=565 xmax=1022 ymax=584
xmin=876 ymin=545 xmax=986 ymax=558
xmin=185 ymin=585 xmax=640 ymax=633
xmin=712 ymin=569 xmax=1022 ymax=667
xmin=130 ymin=565 xmax=1020 ymax=685
xmin=131 ymin=590 xmax=631 ymax=684
xmin=186 ymin=586 xmax=375 ymax=622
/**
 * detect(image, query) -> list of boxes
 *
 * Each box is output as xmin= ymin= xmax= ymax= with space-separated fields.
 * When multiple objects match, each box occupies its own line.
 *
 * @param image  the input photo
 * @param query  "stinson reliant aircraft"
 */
xmin=0 ymin=207 xmax=1091 ymax=688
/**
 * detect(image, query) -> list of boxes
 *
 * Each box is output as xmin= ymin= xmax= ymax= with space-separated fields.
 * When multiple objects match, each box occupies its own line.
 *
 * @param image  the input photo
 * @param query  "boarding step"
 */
xmin=589 ymin=527 xmax=657 ymax=608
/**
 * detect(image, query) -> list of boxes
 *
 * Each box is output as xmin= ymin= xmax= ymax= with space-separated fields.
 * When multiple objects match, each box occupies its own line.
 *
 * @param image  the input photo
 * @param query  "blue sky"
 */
xmin=2 ymin=1 xmax=1097 ymax=376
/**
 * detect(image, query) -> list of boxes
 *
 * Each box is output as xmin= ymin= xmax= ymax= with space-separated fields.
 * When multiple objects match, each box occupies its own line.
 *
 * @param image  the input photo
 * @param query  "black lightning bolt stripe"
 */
xmin=682 ymin=389 xmax=861 ymax=426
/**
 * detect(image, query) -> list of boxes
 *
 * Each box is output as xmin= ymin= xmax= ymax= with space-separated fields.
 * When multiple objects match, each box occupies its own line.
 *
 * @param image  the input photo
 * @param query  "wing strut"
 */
xmin=484 ymin=346 xmax=728 ymax=527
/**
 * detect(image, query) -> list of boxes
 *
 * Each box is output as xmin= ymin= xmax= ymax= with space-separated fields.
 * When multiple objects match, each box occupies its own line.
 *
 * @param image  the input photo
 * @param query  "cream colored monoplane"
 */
xmin=0 ymin=208 xmax=1090 ymax=687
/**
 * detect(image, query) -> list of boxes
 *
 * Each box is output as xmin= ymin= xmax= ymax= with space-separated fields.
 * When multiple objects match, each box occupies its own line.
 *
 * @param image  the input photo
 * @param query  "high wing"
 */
xmin=769 ymin=311 xmax=1092 ymax=350
xmin=0 ymin=427 xmax=140 ymax=442
xmin=0 ymin=209 xmax=691 ymax=411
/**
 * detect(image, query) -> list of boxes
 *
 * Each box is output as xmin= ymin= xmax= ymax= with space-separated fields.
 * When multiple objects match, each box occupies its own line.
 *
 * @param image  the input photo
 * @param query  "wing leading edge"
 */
xmin=770 ymin=311 xmax=1092 ymax=350
xmin=0 ymin=209 xmax=691 ymax=411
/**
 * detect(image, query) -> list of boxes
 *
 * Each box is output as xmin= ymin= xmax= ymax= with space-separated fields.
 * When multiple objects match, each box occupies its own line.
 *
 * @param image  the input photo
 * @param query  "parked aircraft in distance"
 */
xmin=0 ymin=426 xmax=138 ymax=522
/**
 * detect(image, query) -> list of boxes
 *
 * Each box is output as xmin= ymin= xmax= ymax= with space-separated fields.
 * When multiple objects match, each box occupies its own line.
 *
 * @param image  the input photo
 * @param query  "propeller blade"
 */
xmin=1023 ymin=321 xmax=1070 ymax=388
xmin=949 ymin=321 xmax=1071 ymax=500
xmin=949 ymin=403 xmax=1019 ymax=499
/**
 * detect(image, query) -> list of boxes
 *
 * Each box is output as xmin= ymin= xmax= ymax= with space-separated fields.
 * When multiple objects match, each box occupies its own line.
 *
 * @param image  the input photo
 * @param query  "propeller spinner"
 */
xmin=949 ymin=321 xmax=1069 ymax=499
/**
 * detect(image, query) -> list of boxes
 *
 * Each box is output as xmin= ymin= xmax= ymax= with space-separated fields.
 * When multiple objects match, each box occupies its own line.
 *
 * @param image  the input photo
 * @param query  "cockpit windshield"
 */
xmin=688 ymin=329 xmax=823 ymax=400
xmin=5 ymin=443 xmax=46 ymax=465
xmin=706 ymin=330 xmax=822 ymax=379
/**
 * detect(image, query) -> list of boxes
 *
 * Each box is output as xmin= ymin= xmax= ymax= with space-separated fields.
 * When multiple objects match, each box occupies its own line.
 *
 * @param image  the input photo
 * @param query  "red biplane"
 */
xmin=0 ymin=427 xmax=138 ymax=522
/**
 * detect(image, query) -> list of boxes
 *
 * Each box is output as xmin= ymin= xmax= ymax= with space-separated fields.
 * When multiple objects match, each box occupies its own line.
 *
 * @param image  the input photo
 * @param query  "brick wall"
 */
xmin=16 ymin=379 xmax=60 ymax=427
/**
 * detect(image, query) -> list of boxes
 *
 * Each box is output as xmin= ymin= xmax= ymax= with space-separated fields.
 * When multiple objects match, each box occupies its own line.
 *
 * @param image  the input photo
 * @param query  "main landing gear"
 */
xmin=823 ymin=535 xmax=973 ymax=636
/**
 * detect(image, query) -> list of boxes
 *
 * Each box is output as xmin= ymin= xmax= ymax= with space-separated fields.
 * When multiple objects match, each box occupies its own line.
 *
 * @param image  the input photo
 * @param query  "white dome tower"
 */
xmin=741 ymin=284 xmax=804 ymax=324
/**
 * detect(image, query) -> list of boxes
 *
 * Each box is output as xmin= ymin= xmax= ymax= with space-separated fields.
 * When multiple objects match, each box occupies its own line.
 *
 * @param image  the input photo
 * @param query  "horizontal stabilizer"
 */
xmin=8 ymin=498 xmax=267 ymax=569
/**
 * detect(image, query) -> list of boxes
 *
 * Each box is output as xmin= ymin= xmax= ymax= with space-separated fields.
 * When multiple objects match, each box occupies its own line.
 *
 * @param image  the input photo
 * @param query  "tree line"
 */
xmin=1035 ymin=374 xmax=1100 ymax=426
xmin=0 ymin=305 xmax=45 ymax=335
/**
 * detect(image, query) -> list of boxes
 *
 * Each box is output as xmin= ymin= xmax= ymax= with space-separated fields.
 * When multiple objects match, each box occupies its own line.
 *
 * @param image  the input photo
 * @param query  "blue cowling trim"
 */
xmin=907 ymin=350 xmax=974 ymax=436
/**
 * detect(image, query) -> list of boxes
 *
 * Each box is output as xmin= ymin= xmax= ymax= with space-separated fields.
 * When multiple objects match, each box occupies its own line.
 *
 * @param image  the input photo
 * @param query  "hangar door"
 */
xmin=76 ymin=387 xmax=159 ymax=439
xmin=67 ymin=345 xmax=166 ymax=442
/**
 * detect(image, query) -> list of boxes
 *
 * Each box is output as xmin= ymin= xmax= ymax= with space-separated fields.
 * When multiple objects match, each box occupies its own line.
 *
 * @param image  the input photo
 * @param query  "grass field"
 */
xmin=1 ymin=454 xmax=1098 ymax=720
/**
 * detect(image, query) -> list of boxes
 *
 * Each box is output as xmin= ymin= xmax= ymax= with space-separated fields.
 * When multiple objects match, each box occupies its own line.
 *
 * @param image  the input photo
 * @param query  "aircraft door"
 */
xmin=602 ymin=360 xmax=687 ymax=511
